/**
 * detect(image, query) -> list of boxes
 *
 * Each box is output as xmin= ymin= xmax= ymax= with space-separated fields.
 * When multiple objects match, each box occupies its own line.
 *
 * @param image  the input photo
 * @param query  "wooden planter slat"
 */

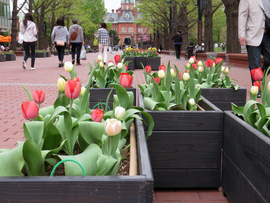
xmin=135 ymin=57 xmax=146 ymax=69
xmin=36 ymin=53 xmax=46 ymax=58
xmin=201 ymin=86 xmax=246 ymax=111
xmin=222 ymin=111 xmax=270 ymax=203
xmin=0 ymin=119 xmax=153 ymax=203
xmin=146 ymin=57 xmax=160 ymax=70
xmin=0 ymin=55 xmax=6 ymax=62
xmin=138 ymin=90 xmax=223 ymax=188
xmin=5 ymin=54 xmax=16 ymax=61
xmin=124 ymin=57 xmax=135 ymax=70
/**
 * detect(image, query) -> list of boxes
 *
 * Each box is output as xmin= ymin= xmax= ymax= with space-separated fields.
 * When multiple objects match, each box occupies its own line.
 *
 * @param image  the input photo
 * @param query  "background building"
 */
xmin=104 ymin=0 xmax=150 ymax=47
xmin=0 ymin=0 xmax=11 ymax=32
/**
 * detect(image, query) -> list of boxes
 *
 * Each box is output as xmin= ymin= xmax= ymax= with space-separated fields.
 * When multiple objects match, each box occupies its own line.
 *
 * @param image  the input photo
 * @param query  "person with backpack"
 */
xmin=68 ymin=18 xmax=84 ymax=65
xmin=171 ymin=31 xmax=183 ymax=60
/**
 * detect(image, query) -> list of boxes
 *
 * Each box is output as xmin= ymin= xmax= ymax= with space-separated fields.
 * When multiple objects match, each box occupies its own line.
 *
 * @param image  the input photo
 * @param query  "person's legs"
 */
xmin=23 ymin=42 xmax=30 ymax=62
xmin=71 ymin=43 xmax=76 ymax=64
xmin=179 ymin=44 xmax=182 ymax=59
xmin=104 ymin=45 xmax=108 ymax=63
xmin=246 ymin=45 xmax=262 ymax=85
xmin=261 ymin=33 xmax=270 ymax=73
xmin=76 ymin=43 xmax=82 ymax=64
xmin=174 ymin=44 xmax=180 ymax=59
xmin=56 ymin=45 xmax=62 ymax=62
xmin=30 ymin=42 xmax=36 ymax=68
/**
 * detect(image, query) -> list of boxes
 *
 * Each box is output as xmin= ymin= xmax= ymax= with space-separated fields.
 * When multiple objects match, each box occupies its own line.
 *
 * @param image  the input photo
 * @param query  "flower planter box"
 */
xmin=123 ymin=57 xmax=135 ymax=70
xmin=138 ymin=90 xmax=223 ymax=188
xmin=45 ymin=52 xmax=51 ymax=57
xmin=0 ymin=118 xmax=153 ymax=203
xmin=222 ymin=111 xmax=270 ymax=203
xmin=135 ymin=57 xmax=146 ymax=69
xmin=89 ymin=83 xmax=136 ymax=109
xmin=5 ymin=54 xmax=16 ymax=61
xmin=146 ymin=57 xmax=161 ymax=70
xmin=0 ymin=54 xmax=6 ymax=62
xmin=36 ymin=52 xmax=46 ymax=58
xmin=53 ymin=52 xmax=58 ymax=56
xmin=201 ymin=86 xmax=247 ymax=111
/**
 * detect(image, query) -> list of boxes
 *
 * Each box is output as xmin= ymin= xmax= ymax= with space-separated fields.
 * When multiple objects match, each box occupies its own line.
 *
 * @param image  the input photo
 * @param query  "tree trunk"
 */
xmin=11 ymin=0 xmax=18 ymax=51
xmin=204 ymin=0 xmax=214 ymax=52
xmin=222 ymin=0 xmax=241 ymax=53
xmin=29 ymin=0 xmax=33 ymax=14
xmin=38 ymin=5 xmax=45 ymax=50
xmin=178 ymin=2 xmax=188 ymax=51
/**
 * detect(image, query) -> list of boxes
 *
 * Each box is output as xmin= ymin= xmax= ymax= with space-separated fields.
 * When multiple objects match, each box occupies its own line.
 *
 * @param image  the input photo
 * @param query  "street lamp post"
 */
xmin=197 ymin=0 xmax=208 ymax=45
xmin=140 ymin=36 xmax=143 ymax=49
xmin=131 ymin=34 xmax=134 ymax=48
xmin=167 ymin=1 xmax=172 ymax=50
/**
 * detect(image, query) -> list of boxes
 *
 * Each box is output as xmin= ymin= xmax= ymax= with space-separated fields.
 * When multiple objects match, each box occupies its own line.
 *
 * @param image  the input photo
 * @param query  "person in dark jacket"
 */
xmin=171 ymin=31 xmax=183 ymax=60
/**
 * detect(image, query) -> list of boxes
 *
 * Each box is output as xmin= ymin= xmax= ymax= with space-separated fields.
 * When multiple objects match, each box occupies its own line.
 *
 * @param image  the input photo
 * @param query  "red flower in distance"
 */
xmin=154 ymin=77 xmax=160 ymax=84
xmin=65 ymin=79 xmax=81 ymax=99
xmin=207 ymin=59 xmax=214 ymax=67
xmin=190 ymin=56 xmax=196 ymax=60
xmin=21 ymin=101 xmax=39 ymax=120
xmin=179 ymin=72 xmax=182 ymax=80
xmin=215 ymin=58 xmax=223 ymax=65
xmin=32 ymin=90 xmax=45 ymax=104
xmin=119 ymin=73 xmax=133 ymax=88
xmin=159 ymin=65 xmax=166 ymax=71
xmin=114 ymin=55 xmax=121 ymax=64
xmin=125 ymin=65 xmax=128 ymax=71
xmin=145 ymin=65 xmax=152 ymax=73
xmin=205 ymin=61 xmax=209 ymax=67
xmin=251 ymin=67 xmax=264 ymax=81
xmin=91 ymin=109 xmax=104 ymax=122
xmin=253 ymin=81 xmax=262 ymax=91
xmin=192 ymin=63 xmax=197 ymax=70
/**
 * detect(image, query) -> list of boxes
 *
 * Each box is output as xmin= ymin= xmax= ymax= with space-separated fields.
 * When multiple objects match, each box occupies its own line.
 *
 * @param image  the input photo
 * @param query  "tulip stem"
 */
xmin=110 ymin=136 xmax=113 ymax=156
xmin=69 ymin=99 xmax=73 ymax=115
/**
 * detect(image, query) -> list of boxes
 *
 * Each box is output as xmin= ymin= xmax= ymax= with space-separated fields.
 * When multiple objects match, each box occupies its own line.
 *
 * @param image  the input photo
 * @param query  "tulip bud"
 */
xmin=117 ymin=63 xmax=123 ymax=69
xmin=105 ymin=118 xmax=122 ymax=136
xmin=250 ymin=86 xmax=259 ymax=96
xmin=108 ymin=60 xmax=114 ymax=67
xmin=32 ymin=90 xmax=45 ymax=104
xmin=80 ymin=86 xmax=86 ymax=96
xmin=197 ymin=61 xmax=203 ymax=67
xmin=99 ymin=61 xmax=104 ymax=68
xmin=186 ymin=63 xmax=191 ymax=69
xmin=221 ymin=66 xmax=225 ymax=72
xmin=97 ymin=55 xmax=103 ymax=61
xmin=189 ymin=98 xmax=196 ymax=106
xmin=115 ymin=106 xmax=125 ymax=119
xmin=213 ymin=63 xmax=216 ymax=68
xmin=224 ymin=67 xmax=229 ymax=74
xmin=58 ymin=78 xmax=66 ymax=92
xmin=198 ymin=66 xmax=203 ymax=73
xmin=21 ymin=101 xmax=39 ymax=120
xmin=189 ymin=57 xmax=194 ymax=64
xmin=158 ymin=70 xmax=165 ymax=79
xmin=268 ymin=82 xmax=270 ymax=92
xmin=64 ymin=61 xmax=73 ymax=73
xmin=170 ymin=69 xmax=175 ymax=77
xmin=91 ymin=109 xmax=104 ymax=122
xmin=183 ymin=72 xmax=190 ymax=81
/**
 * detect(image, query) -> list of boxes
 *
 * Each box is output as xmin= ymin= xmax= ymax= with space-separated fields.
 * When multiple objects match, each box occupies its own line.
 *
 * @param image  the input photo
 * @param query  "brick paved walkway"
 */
xmin=0 ymin=51 xmax=258 ymax=202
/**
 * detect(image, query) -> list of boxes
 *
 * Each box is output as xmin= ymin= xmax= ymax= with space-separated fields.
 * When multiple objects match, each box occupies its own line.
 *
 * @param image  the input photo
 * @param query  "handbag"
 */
xmin=80 ymin=45 xmax=87 ymax=60
xmin=17 ymin=22 xmax=32 ymax=44
xmin=93 ymin=37 xmax=99 ymax=46
xmin=71 ymin=27 xmax=79 ymax=40
xmin=56 ymin=40 xmax=65 ymax=46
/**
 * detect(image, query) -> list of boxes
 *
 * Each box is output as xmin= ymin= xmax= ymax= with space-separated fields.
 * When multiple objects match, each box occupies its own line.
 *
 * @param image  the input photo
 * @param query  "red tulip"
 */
xmin=207 ymin=59 xmax=213 ymax=67
xmin=196 ymin=60 xmax=200 ymax=65
xmin=156 ymin=52 xmax=158 ymax=55
xmin=251 ymin=67 xmax=263 ymax=81
xmin=91 ymin=109 xmax=104 ymax=122
xmin=179 ymin=72 xmax=182 ymax=80
xmin=32 ymin=90 xmax=45 ymax=104
xmin=21 ymin=101 xmax=39 ymax=120
xmin=119 ymin=73 xmax=133 ymax=88
xmin=65 ymin=79 xmax=81 ymax=99
xmin=253 ymin=81 xmax=262 ymax=91
xmin=205 ymin=61 xmax=209 ymax=67
xmin=145 ymin=65 xmax=152 ymax=73
xmin=159 ymin=65 xmax=166 ymax=71
xmin=192 ymin=63 xmax=197 ymax=70
xmin=154 ymin=77 xmax=160 ymax=84
xmin=73 ymin=76 xmax=81 ymax=85
xmin=114 ymin=55 xmax=121 ymax=64
xmin=135 ymin=49 xmax=139 ymax=52
xmin=215 ymin=58 xmax=223 ymax=65
xmin=125 ymin=65 xmax=128 ymax=71
xmin=185 ymin=70 xmax=189 ymax=73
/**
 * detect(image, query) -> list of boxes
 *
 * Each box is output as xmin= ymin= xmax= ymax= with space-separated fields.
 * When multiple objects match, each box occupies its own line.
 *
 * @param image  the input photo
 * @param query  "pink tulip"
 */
xmin=159 ymin=65 xmax=166 ymax=72
xmin=114 ymin=55 xmax=121 ymax=64
xmin=21 ymin=101 xmax=39 ymax=120
xmin=105 ymin=118 xmax=122 ymax=136
xmin=65 ymin=79 xmax=81 ymax=99
xmin=91 ymin=109 xmax=104 ymax=122
xmin=179 ymin=72 xmax=182 ymax=80
xmin=215 ymin=58 xmax=223 ymax=65
xmin=207 ymin=59 xmax=214 ymax=67
xmin=119 ymin=73 xmax=133 ymax=88
xmin=154 ymin=77 xmax=160 ymax=84
xmin=145 ymin=65 xmax=152 ymax=73
xmin=32 ymin=90 xmax=45 ymax=104
xmin=251 ymin=68 xmax=263 ymax=81
xmin=192 ymin=63 xmax=197 ymax=70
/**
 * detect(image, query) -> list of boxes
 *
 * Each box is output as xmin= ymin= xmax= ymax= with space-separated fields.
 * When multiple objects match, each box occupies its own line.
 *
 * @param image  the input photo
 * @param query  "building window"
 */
xmin=128 ymin=27 xmax=133 ymax=33
xmin=126 ymin=5 xmax=129 ymax=10
xmin=138 ymin=28 xmax=143 ymax=33
xmin=122 ymin=27 xmax=126 ymax=33
xmin=125 ymin=13 xmax=130 ymax=20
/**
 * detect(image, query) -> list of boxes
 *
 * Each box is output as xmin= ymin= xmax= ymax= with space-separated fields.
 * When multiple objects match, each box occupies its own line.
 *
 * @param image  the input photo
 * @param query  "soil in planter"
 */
xmin=45 ymin=141 xmax=130 ymax=176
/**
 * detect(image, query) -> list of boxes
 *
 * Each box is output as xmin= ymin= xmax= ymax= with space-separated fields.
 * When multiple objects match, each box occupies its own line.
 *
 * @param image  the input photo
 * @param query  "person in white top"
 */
xmin=20 ymin=13 xmax=38 ymax=70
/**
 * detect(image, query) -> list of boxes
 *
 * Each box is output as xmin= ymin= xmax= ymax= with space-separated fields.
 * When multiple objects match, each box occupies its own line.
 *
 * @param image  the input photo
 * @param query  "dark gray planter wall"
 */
xmin=201 ymin=86 xmax=247 ymax=111
xmin=0 ymin=54 xmax=6 ymax=62
xmin=123 ymin=57 xmax=135 ymax=70
xmin=135 ymin=57 xmax=146 ymax=69
xmin=139 ymin=90 xmax=223 ymax=188
xmin=0 ymin=119 xmax=153 ymax=203
xmin=5 ymin=54 xmax=16 ymax=61
xmin=222 ymin=111 xmax=270 ymax=203
xmin=146 ymin=57 xmax=161 ymax=70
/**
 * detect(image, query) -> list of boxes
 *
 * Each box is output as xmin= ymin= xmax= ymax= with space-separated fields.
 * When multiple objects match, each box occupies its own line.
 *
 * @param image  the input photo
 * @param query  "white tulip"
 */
xmin=186 ymin=63 xmax=191 ymax=69
xmin=99 ymin=61 xmax=104 ymax=68
xmin=197 ymin=61 xmax=203 ymax=67
xmin=198 ymin=66 xmax=203 ymax=73
xmin=117 ymin=63 xmax=123 ymax=69
xmin=189 ymin=98 xmax=196 ymax=106
xmin=64 ymin=61 xmax=73 ymax=73
xmin=158 ymin=70 xmax=165 ymax=78
xmin=250 ymin=86 xmax=259 ymax=96
xmin=170 ymin=69 xmax=175 ymax=77
xmin=80 ymin=87 xmax=86 ymax=96
xmin=97 ymin=55 xmax=103 ymax=61
xmin=115 ymin=106 xmax=125 ymax=119
xmin=189 ymin=58 xmax=194 ymax=64
xmin=183 ymin=72 xmax=190 ymax=81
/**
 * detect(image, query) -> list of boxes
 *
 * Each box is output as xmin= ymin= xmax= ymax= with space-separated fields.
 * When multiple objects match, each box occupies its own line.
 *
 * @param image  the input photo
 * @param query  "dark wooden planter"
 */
xmin=135 ymin=57 xmax=146 ymax=69
xmin=123 ymin=57 xmax=135 ymax=70
xmin=146 ymin=57 xmax=161 ymax=70
xmin=64 ymin=51 xmax=70 ymax=55
xmin=138 ymin=90 xmax=223 ymax=189
xmin=0 ymin=118 xmax=153 ymax=203
xmin=5 ymin=54 xmax=16 ymax=61
xmin=36 ymin=52 xmax=46 ymax=58
xmin=45 ymin=52 xmax=51 ymax=57
xmin=89 ymin=82 xmax=136 ymax=109
xmin=222 ymin=111 xmax=270 ymax=203
xmin=0 ymin=54 xmax=6 ymax=62
xmin=201 ymin=86 xmax=247 ymax=111
xmin=53 ymin=52 xmax=58 ymax=56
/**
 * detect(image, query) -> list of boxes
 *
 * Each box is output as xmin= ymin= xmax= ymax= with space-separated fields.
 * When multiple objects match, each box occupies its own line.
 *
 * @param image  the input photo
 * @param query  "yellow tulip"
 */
xmin=57 ymin=78 xmax=66 ymax=92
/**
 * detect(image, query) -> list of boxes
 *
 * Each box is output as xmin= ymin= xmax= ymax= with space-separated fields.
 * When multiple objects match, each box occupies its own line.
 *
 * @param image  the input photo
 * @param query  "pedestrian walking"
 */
xmin=69 ymin=18 xmax=84 ymax=65
xmin=20 ymin=13 xmax=38 ymax=70
xmin=98 ymin=22 xmax=110 ymax=65
xmin=51 ymin=17 xmax=69 ymax=67
xmin=171 ymin=31 xmax=182 ymax=60
xmin=238 ymin=0 xmax=270 ymax=97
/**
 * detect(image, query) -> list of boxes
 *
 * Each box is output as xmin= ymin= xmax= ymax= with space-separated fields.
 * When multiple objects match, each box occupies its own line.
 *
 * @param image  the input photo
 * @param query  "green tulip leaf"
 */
xmin=110 ymin=83 xmax=130 ymax=109
xmin=43 ymin=123 xmax=62 ymax=150
xmin=141 ymin=111 xmax=155 ymax=139
xmin=22 ymin=85 xmax=34 ymax=101
xmin=96 ymin=154 xmax=118 ymax=176
xmin=39 ymin=105 xmax=55 ymax=117
xmin=23 ymin=121 xmax=44 ymax=149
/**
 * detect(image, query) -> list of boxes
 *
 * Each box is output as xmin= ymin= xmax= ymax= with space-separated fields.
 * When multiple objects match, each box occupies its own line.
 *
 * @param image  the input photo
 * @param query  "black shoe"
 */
xmin=72 ymin=59 xmax=75 ymax=64
xmin=258 ymin=91 xmax=261 ymax=98
xmin=59 ymin=63 xmax=62 ymax=67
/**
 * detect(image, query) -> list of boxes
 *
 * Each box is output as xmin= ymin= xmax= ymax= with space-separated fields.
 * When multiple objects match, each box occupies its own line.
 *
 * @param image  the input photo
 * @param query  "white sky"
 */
xmin=104 ymin=0 xmax=121 ymax=13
